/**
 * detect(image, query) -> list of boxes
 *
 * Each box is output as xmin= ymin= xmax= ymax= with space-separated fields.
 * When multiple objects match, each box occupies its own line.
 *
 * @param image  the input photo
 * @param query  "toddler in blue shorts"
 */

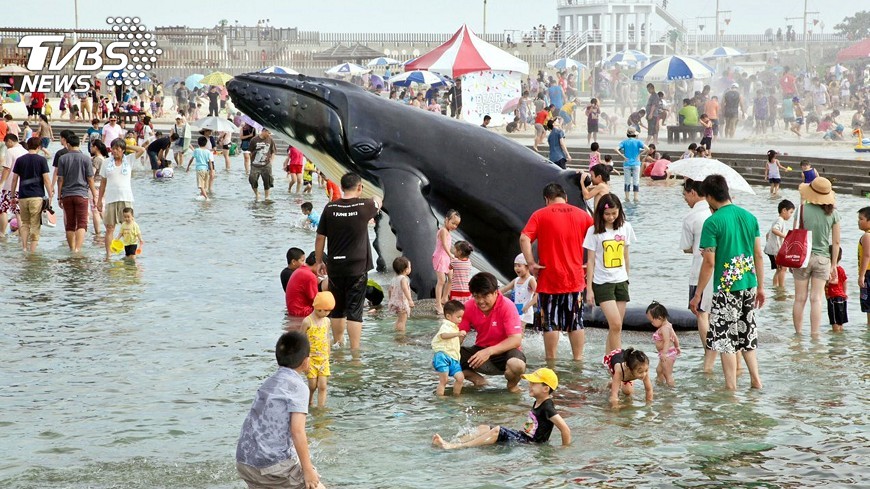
xmin=431 ymin=300 xmax=467 ymax=396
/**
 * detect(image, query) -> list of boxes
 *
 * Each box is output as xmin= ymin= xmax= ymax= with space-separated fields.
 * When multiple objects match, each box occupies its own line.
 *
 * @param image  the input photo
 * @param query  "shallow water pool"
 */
xmin=1 ymin=152 xmax=868 ymax=488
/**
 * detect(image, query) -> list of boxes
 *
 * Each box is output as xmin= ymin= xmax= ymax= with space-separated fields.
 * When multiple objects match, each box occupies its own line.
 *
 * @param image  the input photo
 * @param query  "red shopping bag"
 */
xmin=776 ymin=204 xmax=811 ymax=269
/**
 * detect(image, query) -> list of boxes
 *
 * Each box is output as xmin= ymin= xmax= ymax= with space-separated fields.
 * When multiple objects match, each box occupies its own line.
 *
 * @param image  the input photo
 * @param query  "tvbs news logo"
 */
xmin=17 ymin=17 xmax=163 ymax=92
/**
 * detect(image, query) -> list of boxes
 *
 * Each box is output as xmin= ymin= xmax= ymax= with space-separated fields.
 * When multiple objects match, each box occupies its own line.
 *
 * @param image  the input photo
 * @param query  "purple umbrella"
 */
xmin=238 ymin=113 xmax=263 ymax=132
xmin=370 ymin=74 xmax=385 ymax=89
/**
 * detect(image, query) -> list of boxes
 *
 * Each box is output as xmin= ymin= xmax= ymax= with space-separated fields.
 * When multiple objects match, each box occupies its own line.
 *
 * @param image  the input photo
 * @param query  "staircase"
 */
xmin=554 ymin=30 xmax=591 ymax=59
xmin=654 ymin=2 xmax=687 ymax=36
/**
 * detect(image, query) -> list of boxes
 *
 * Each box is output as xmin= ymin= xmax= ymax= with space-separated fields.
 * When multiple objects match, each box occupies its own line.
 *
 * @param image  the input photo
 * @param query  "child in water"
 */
xmin=432 ymin=368 xmax=571 ymax=449
xmin=117 ymin=207 xmax=142 ymax=259
xmin=584 ymin=194 xmax=637 ymax=353
xmin=388 ymin=257 xmax=415 ymax=332
xmin=300 ymin=202 xmax=319 ymax=230
xmin=764 ymin=199 xmax=795 ymax=288
xmin=579 ymin=164 xmax=611 ymax=212
xmin=304 ymin=291 xmax=334 ymax=407
xmin=431 ymin=300 xmax=467 ymax=396
xmin=764 ymin=150 xmax=787 ymax=196
xmin=646 ymin=302 xmax=681 ymax=387
xmin=800 ymin=160 xmax=817 ymax=184
xmin=603 ymin=347 xmax=654 ymax=407
xmin=825 ymin=246 xmax=847 ymax=333
xmin=500 ymin=254 xmax=538 ymax=328
xmin=433 ymin=210 xmax=460 ymax=314
xmin=302 ymin=160 xmax=316 ymax=194
xmin=588 ymin=142 xmax=601 ymax=169
xmin=449 ymin=240 xmax=474 ymax=301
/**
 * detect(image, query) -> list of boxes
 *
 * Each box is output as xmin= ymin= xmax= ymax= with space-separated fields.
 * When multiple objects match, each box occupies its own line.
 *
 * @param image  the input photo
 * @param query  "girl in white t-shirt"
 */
xmin=584 ymin=194 xmax=637 ymax=353
xmin=500 ymin=253 xmax=538 ymax=327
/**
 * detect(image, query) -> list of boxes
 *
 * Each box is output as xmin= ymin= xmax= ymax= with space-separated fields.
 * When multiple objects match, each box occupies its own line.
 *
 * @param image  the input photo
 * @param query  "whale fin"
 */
xmin=374 ymin=167 xmax=439 ymax=298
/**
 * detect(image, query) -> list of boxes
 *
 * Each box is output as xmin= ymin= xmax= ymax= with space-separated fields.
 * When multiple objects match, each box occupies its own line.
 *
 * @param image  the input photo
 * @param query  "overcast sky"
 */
xmin=11 ymin=1 xmax=858 ymax=36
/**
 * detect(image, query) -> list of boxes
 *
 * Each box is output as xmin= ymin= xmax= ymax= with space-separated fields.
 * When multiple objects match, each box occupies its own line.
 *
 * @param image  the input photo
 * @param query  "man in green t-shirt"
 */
xmin=690 ymin=175 xmax=765 ymax=391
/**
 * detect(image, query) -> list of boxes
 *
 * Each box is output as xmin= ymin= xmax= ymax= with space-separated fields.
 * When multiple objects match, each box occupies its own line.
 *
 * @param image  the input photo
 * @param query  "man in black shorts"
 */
xmin=315 ymin=172 xmax=380 ymax=351
xmin=458 ymin=273 xmax=526 ymax=392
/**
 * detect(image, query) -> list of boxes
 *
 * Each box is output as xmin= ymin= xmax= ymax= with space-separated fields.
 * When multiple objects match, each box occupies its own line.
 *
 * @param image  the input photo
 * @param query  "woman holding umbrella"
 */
xmin=792 ymin=177 xmax=840 ymax=337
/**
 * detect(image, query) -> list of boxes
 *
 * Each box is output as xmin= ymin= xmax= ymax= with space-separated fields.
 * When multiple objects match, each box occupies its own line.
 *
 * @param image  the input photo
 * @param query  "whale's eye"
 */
xmin=350 ymin=139 xmax=382 ymax=161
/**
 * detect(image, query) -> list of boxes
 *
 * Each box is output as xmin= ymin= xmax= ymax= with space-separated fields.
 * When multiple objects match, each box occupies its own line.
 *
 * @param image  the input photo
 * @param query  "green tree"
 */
xmin=834 ymin=10 xmax=870 ymax=40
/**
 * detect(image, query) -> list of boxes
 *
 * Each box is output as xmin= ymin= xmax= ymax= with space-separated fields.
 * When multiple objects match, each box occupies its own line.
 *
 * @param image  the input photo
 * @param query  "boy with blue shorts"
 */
xmin=432 ymin=300 xmax=466 ymax=396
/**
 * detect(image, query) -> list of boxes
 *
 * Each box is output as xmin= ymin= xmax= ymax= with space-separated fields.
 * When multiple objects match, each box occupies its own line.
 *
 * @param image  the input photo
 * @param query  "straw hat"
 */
xmin=798 ymin=177 xmax=836 ymax=205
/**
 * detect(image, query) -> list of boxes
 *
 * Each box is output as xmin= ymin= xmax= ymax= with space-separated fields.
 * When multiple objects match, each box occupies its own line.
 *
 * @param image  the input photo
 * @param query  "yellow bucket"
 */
xmin=110 ymin=239 xmax=124 ymax=254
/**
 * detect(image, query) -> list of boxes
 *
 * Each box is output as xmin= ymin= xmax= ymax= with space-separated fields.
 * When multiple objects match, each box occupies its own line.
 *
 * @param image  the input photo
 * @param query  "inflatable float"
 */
xmin=854 ymin=128 xmax=870 ymax=153
xmin=582 ymin=305 xmax=698 ymax=332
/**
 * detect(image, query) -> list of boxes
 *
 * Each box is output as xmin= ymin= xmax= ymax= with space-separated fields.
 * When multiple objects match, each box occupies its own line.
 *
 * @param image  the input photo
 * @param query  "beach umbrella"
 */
xmin=388 ymin=70 xmax=452 ymax=87
xmin=0 ymin=64 xmax=34 ymax=76
xmin=501 ymin=96 xmax=522 ymax=114
xmin=0 ymin=83 xmax=11 ymax=89
xmin=238 ymin=113 xmax=263 ymax=132
xmin=258 ymin=66 xmax=300 ymax=75
xmin=701 ymin=46 xmax=744 ymax=59
xmin=370 ymin=74 xmax=385 ymax=89
xmin=366 ymin=57 xmax=401 ymax=67
xmin=667 ymin=158 xmax=755 ymax=194
xmin=546 ymin=58 xmax=587 ymax=71
xmin=325 ymin=62 xmax=369 ymax=76
xmin=191 ymin=116 xmax=239 ymax=133
xmin=632 ymin=55 xmax=715 ymax=82
xmin=200 ymin=71 xmax=233 ymax=86
xmin=166 ymin=76 xmax=183 ymax=86
xmin=604 ymin=49 xmax=649 ymax=66
xmin=185 ymin=73 xmax=205 ymax=90
xmin=829 ymin=64 xmax=849 ymax=75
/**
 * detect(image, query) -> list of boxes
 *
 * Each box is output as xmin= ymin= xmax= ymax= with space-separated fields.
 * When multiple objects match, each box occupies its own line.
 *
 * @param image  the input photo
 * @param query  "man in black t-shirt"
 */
xmin=315 ymin=172 xmax=380 ymax=351
xmin=146 ymin=132 xmax=174 ymax=176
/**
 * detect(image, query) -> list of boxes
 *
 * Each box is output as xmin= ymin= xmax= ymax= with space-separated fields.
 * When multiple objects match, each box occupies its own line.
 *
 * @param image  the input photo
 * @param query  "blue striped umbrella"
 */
xmin=631 ymin=55 xmax=715 ymax=82
xmin=546 ymin=58 xmax=587 ymax=70
xmin=604 ymin=49 xmax=649 ymax=66
xmin=258 ymin=66 xmax=299 ymax=75
xmin=366 ymin=57 xmax=402 ymax=67
xmin=701 ymin=46 xmax=744 ymax=59
xmin=325 ymin=62 xmax=369 ymax=76
xmin=387 ymin=70 xmax=452 ymax=87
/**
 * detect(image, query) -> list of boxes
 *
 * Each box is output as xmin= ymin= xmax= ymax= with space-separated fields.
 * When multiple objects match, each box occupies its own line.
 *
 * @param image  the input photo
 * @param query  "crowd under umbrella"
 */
xmin=366 ymin=57 xmax=402 ymax=67
xmin=667 ymin=158 xmax=755 ymax=195
xmin=631 ymin=55 xmax=715 ymax=82
xmin=199 ymin=71 xmax=233 ymax=86
xmin=603 ymin=49 xmax=649 ymax=67
xmin=546 ymin=57 xmax=587 ymax=71
xmin=701 ymin=46 xmax=744 ymax=59
xmin=388 ymin=70 xmax=452 ymax=88
xmin=325 ymin=62 xmax=369 ymax=77
xmin=258 ymin=66 xmax=299 ymax=75
xmin=191 ymin=116 xmax=240 ymax=133
xmin=185 ymin=73 xmax=205 ymax=90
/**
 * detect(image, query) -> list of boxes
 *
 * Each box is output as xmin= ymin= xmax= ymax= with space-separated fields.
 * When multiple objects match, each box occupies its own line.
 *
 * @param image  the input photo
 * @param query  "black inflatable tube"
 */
xmin=582 ymin=305 xmax=698 ymax=332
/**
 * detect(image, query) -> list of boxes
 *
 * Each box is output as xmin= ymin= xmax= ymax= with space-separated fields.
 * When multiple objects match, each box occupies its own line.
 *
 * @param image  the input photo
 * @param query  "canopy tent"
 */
xmin=405 ymin=24 xmax=528 ymax=78
xmin=836 ymin=38 xmax=870 ymax=63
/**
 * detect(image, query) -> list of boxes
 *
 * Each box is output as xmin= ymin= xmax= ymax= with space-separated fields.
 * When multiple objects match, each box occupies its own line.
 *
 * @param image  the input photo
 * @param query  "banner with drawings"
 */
xmin=461 ymin=70 xmax=522 ymax=127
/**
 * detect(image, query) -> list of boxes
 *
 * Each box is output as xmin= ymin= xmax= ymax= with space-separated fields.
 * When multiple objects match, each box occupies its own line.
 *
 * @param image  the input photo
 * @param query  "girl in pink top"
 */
xmin=588 ymin=142 xmax=601 ymax=170
xmin=433 ymin=209 xmax=460 ymax=314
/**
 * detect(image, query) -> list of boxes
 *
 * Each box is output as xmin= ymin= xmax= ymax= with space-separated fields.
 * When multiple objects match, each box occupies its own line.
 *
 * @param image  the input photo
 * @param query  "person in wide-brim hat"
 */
xmin=798 ymin=177 xmax=836 ymax=206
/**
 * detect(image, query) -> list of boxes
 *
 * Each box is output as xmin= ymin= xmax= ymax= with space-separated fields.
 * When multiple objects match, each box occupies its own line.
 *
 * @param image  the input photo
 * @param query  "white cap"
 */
xmin=514 ymin=253 xmax=528 ymax=265
xmin=731 ymin=83 xmax=739 ymax=89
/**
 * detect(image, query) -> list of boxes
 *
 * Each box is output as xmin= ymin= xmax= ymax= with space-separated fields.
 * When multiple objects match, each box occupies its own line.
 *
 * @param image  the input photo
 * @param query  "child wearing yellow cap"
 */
xmin=432 ymin=368 xmax=571 ymax=449
xmin=304 ymin=291 xmax=334 ymax=408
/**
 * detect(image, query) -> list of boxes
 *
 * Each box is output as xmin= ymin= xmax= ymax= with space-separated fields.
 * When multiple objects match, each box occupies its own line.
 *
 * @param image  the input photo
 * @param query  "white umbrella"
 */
xmin=191 ymin=116 xmax=240 ymax=133
xmin=0 ymin=64 xmax=34 ymax=76
xmin=546 ymin=58 xmax=587 ymax=70
xmin=366 ymin=57 xmax=401 ymax=67
xmin=701 ymin=46 xmax=744 ymax=59
xmin=632 ymin=55 xmax=715 ymax=82
xmin=258 ymin=66 xmax=300 ymax=75
xmin=604 ymin=50 xmax=649 ymax=66
xmin=325 ymin=62 xmax=369 ymax=76
xmin=667 ymin=158 xmax=755 ymax=194
xmin=388 ymin=70 xmax=452 ymax=87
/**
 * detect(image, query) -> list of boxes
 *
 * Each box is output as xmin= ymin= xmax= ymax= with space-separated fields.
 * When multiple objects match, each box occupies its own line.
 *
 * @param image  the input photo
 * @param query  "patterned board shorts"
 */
xmin=0 ymin=189 xmax=19 ymax=214
xmin=707 ymin=289 xmax=759 ymax=354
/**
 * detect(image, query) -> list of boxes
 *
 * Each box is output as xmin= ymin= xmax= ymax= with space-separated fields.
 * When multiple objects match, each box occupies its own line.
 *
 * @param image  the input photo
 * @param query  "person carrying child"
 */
xmin=235 ymin=331 xmax=325 ymax=489
xmin=305 ymin=292 xmax=334 ymax=407
xmin=500 ymin=254 xmax=538 ymax=328
xmin=433 ymin=210 xmax=460 ymax=314
xmin=388 ymin=257 xmax=415 ymax=332
xmin=431 ymin=300 xmax=467 ymax=396
xmin=763 ymin=199 xmax=795 ymax=288
xmin=449 ymin=240 xmax=474 ymax=302
xmin=603 ymin=347 xmax=654 ymax=408
xmin=432 ymin=368 xmax=571 ymax=449
xmin=646 ymin=302 xmax=681 ymax=387
xmin=825 ymin=246 xmax=847 ymax=333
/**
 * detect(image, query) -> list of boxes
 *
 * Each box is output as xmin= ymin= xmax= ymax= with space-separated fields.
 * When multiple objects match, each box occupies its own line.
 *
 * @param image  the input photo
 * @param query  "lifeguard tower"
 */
xmin=554 ymin=0 xmax=686 ymax=60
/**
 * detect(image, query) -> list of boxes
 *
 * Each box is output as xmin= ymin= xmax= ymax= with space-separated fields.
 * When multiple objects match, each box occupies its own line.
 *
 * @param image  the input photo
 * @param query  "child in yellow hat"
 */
xmin=304 ymin=291 xmax=334 ymax=408
xmin=432 ymin=368 xmax=571 ymax=449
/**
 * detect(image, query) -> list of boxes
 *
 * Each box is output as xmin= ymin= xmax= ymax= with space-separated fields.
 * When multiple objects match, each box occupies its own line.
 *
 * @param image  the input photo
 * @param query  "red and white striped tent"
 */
xmin=405 ymin=24 xmax=529 ymax=77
